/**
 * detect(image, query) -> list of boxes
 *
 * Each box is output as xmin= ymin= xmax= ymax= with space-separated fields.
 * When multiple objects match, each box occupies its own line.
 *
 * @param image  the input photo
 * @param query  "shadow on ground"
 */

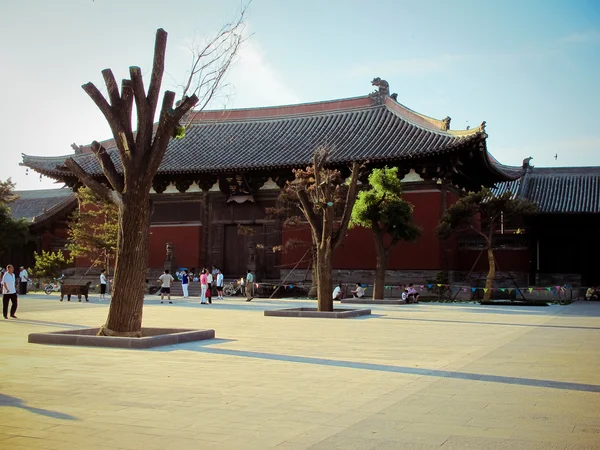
xmin=0 ymin=394 xmax=78 ymax=420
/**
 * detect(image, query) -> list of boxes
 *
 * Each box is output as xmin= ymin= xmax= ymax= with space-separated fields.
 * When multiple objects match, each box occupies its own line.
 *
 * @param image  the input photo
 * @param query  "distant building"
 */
xmin=7 ymin=189 xmax=76 ymax=268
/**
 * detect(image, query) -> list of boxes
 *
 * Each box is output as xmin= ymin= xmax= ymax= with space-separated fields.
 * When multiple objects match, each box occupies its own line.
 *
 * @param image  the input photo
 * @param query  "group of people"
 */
xmin=158 ymin=266 xmax=240 ymax=304
xmin=333 ymin=282 xmax=420 ymax=303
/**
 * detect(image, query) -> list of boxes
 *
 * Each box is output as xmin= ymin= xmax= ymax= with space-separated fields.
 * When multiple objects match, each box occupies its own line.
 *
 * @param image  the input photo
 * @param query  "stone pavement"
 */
xmin=1 ymin=293 xmax=600 ymax=449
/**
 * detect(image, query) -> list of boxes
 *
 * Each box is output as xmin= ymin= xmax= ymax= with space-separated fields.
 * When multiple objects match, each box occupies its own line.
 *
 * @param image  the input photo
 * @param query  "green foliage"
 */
xmin=0 ymin=178 xmax=19 ymax=204
xmin=66 ymin=187 xmax=118 ymax=266
xmin=350 ymin=167 xmax=421 ymax=248
xmin=33 ymin=250 xmax=73 ymax=278
xmin=0 ymin=178 xmax=29 ymax=259
xmin=436 ymin=187 xmax=538 ymax=247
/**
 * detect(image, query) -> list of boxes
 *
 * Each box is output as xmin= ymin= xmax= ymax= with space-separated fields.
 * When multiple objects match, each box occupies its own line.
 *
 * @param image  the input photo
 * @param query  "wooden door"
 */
xmin=223 ymin=225 xmax=259 ymax=278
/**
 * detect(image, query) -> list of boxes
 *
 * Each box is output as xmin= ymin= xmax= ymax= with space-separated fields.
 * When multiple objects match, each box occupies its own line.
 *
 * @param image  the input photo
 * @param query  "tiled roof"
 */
xmin=21 ymin=95 xmax=521 ymax=183
xmin=8 ymin=189 xmax=76 ymax=224
xmin=494 ymin=167 xmax=600 ymax=214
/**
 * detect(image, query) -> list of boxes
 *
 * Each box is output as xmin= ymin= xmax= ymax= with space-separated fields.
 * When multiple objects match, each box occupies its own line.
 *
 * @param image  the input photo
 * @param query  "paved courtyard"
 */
xmin=1 ymin=293 xmax=600 ymax=449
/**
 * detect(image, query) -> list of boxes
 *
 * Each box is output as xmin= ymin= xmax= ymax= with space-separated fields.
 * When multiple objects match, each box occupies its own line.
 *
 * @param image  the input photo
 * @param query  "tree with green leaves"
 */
xmin=350 ymin=167 xmax=421 ymax=300
xmin=33 ymin=250 xmax=73 ymax=279
xmin=282 ymin=146 xmax=360 ymax=311
xmin=436 ymin=187 xmax=538 ymax=301
xmin=0 ymin=178 xmax=30 ymax=262
xmin=67 ymin=186 xmax=118 ymax=269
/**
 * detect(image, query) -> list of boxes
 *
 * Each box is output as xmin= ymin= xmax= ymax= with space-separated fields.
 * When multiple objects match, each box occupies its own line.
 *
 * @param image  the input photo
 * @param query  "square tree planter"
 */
xmin=264 ymin=307 xmax=371 ymax=318
xmin=28 ymin=327 xmax=215 ymax=349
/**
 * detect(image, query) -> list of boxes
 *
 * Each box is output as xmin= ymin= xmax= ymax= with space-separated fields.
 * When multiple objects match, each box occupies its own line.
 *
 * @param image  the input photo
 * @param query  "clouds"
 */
xmin=219 ymin=40 xmax=301 ymax=108
xmin=559 ymin=30 xmax=600 ymax=44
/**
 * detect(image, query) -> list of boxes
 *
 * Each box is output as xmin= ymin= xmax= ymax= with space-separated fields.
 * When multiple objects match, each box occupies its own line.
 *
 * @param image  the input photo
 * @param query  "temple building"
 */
xmin=21 ymin=80 xmax=599 ymax=287
xmin=7 ymin=189 xmax=76 ymax=268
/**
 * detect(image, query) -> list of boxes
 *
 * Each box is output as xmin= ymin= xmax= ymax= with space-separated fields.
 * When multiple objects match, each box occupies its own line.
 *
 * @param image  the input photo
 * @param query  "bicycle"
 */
xmin=224 ymin=281 xmax=243 ymax=297
xmin=44 ymin=274 xmax=66 ymax=295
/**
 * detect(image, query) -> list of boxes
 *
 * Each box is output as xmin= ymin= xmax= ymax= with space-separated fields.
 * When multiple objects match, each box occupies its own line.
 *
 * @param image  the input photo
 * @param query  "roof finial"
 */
xmin=71 ymin=143 xmax=83 ymax=154
xmin=522 ymin=156 xmax=533 ymax=170
xmin=369 ymin=77 xmax=390 ymax=105
xmin=442 ymin=116 xmax=451 ymax=131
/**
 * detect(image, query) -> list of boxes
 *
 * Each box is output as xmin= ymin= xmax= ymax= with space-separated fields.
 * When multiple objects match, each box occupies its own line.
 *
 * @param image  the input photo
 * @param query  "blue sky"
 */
xmin=1 ymin=0 xmax=599 ymax=190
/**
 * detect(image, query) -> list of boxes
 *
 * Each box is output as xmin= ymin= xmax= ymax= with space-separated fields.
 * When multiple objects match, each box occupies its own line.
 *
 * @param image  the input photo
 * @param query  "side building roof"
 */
xmin=21 ymin=90 xmax=522 ymax=188
xmin=9 ymin=189 xmax=77 ymax=226
xmin=493 ymin=166 xmax=600 ymax=214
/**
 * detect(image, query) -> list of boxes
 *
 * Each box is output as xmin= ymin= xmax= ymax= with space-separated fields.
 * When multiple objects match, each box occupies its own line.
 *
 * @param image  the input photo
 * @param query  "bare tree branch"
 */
xmin=129 ymin=66 xmax=149 ymax=153
xmin=332 ymin=162 xmax=360 ymax=250
xmin=101 ymin=69 xmax=121 ymax=106
xmin=147 ymin=29 xmax=168 ymax=120
xmin=297 ymin=190 xmax=321 ymax=236
xmin=64 ymin=157 xmax=122 ymax=208
xmin=90 ymin=141 xmax=123 ymax=193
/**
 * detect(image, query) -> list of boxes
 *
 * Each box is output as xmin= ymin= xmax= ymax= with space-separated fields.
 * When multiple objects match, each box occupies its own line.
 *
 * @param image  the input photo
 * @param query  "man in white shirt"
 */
xmin=333 ymin=283 xmax=342 ymax=300
xmin=216 ymin=269 xmax=224 ymax=300
xmin=19 ymin=266 xmax=29 ymax=295
xmin=158 ymin=269 xmax=174 ymax=304
xmin=2 ymin=264 xmax=18 ymax=319
xmin=351 ymin=283 xmax=365 ymax=299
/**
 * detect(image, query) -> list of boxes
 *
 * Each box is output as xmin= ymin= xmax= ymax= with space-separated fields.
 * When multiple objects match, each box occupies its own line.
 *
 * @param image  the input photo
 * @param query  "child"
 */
xmin=402 ymin=289 xmax=409 ymax=303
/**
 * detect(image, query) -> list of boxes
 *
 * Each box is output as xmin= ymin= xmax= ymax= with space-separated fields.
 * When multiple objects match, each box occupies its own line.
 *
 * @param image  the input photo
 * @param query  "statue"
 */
xmin=164 ymin=242 xmax=178 ymax=274
xmin=369 ymin=77 xmax=391 ymax=105
xmin=371 ymin=77 xmax=390 ymax=95
xmin=442 ymin=116 xmax=451 ymax=131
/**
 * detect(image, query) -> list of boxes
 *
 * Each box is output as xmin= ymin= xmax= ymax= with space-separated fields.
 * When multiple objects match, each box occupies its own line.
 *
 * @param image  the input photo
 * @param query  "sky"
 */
xmin=1 ymin=0 xmax=599 ymax=191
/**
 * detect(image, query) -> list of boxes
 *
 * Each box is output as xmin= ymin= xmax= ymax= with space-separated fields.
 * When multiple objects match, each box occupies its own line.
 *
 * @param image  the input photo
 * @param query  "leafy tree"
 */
xmin=66 ymin=186 xmax=118 ymax=268
xmin=0 ymin=178 xmax=29 ymax=261
xmin=282 ymin=146 xmax=360 ymax=311
xmin=33 ymin=250 xmax=73 ymax=279
xmin=350 ymin=167 xmax=421 ymax=299
xmin=62 ymin=18 xmax=244 ymax=336
xmin=436 ymin=187 xmax=538 ymax=301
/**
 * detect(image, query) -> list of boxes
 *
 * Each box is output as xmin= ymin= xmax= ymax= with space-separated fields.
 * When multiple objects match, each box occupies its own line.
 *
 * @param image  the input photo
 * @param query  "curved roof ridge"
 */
xmin=189 ymin=95 xmax=373 ymax=123
xmin=384 ymin=97 xmax=483 ymax=136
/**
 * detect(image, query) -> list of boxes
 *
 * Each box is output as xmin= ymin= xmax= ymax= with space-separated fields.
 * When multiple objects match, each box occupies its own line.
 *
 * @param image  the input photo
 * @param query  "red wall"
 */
xmin=458 ymin=248 xmax=530 ymax=273
xmin=148 ymin=225 xmax=202 ymax=269
xmin=281 ymin=189 xmax=447 ymax=271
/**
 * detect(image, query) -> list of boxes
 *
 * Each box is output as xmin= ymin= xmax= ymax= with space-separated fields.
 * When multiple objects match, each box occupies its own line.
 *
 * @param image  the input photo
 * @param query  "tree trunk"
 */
xmin=308 ymin=246 xmax=318 ymax=298
xmin=316 ymin=246 xmax=333 ymax=311
xmin=373 ymin=228 xmax=386 ymax=300
xmin=99 ymin=193 xmax=151 ymax=336
xmin=484 ymin=247 xmax=495 ymax=301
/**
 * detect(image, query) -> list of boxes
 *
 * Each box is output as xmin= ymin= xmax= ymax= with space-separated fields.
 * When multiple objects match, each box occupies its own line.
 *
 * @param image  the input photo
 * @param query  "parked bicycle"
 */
xmin=224 ymin=281 xmax=243 ymax=297
xmin=44 ymin=274 xmax=66 ymax=295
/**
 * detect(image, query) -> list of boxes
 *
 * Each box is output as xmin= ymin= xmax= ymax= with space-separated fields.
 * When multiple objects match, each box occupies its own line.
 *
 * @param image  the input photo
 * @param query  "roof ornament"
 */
xmin=369 ymin=77 xmax=390 ymax=105
xmin=522 ymin=156 xmax=533 ymax=171
xmin=442 ymin=116 xmax=451 ymax=131
xmin=70 ymin=143 xmax=84 ymax=155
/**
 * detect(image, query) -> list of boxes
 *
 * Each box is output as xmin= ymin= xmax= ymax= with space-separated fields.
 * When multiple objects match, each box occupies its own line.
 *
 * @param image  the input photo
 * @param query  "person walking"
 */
xmin=245 ymin=269 xmax=254 ymax=302
xmin=181 ymin=270 xmax=189 ymax=298
xmin=18 ymin=266 xmax=29 ymax=295
xmin=216 ymin=269 xmax=224 ymax=300
xmin=2 ymin=264 xmax=18 ymax=319
xmin=206 ymin=270 xmax=213 ymax=304
xmin=158 ymin=269 xmax=174 ymax=304
xmin=99 ymin=269 xmax=108 ymax=301
xmin=200 ymin=269 xmax=208 ymax=304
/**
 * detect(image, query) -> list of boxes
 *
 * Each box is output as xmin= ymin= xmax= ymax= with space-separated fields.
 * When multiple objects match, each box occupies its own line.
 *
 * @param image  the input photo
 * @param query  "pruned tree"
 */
xmin=283 ymin=146 xmax=360 ymax=311
xmin=350 ymin=167 xmax=421 ymax=300
xmin=64 ymin=22 xmax=245 ymax=336
xmin=436 ymin=187 xmax=538 ymax=301
xmin=33 ymin=250 xmax=73 ymax=279
xmin=66 ymin=186 xmax=118 ymax=269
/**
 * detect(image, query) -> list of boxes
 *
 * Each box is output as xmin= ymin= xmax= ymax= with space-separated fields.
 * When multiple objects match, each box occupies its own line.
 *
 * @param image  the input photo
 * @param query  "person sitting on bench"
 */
xmin=351 ymin=283 xmax=365 ymax=299
xmin=585 ymin=286 xmax=599 ymax=301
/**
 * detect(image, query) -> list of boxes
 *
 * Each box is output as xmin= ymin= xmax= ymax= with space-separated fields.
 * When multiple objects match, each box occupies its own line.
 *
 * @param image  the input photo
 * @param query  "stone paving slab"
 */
xmin=1 ymin=294 xmax=600 ymax=449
